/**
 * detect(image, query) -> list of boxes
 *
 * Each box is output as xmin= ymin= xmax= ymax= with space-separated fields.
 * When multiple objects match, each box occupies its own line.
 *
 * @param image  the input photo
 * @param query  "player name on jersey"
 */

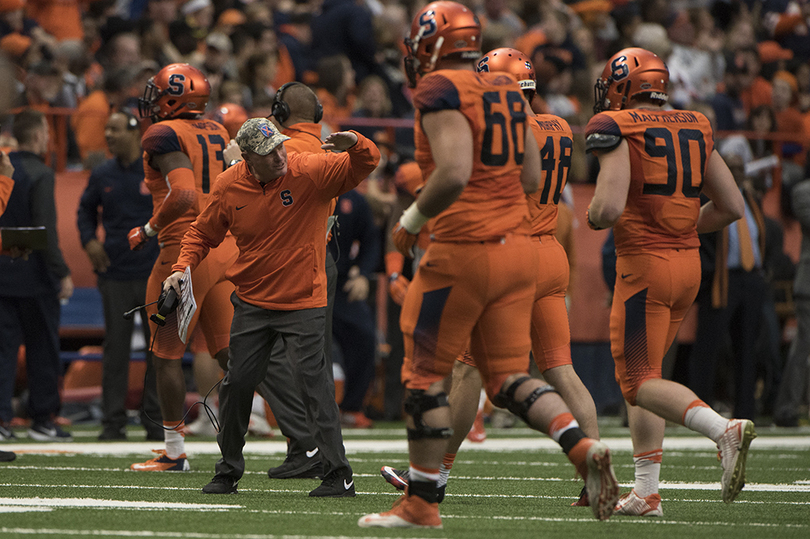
xmin=533 ymin=118 xmax=567 ymax=131
xmin=627 ymin=111 xmax=700 ymax=124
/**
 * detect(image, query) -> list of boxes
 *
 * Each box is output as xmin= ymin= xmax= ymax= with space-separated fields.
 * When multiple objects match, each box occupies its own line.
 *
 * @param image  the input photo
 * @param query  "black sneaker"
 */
xmin=380 ymin=465 xmax=445 ymax=502
xmin=98 ymin=428 xmax=127 ymax=441
xmin=0 ymin=450 xmax=15 ymax=462
xmin=28 ymin=421 xmax=72 ymax=442
xmin=0 ymin=422 xmax=16 ymax=441
xmin=309 ymin=468 xmax=356 ymax=497
xmin=202 ymin=474 xmax=238 ymax=494
xmin=381 ymin=465 xmax=409 ymax=490
xmin=268 ymin=450 xmax=324 ymax=479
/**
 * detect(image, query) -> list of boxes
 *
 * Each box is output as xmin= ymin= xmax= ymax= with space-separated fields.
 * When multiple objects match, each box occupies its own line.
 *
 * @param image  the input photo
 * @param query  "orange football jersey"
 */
xmin=413 ymin=70 xmax=531 ymax=242
xmin=585 ymin=109 xmax=714 ymax=254
xmin=526 ymin=114 xmax=573 ymax=237
xmin=142 ymin=118 xmax=231 ymax=246
xmin=281 ymin=122 xmax=337 ymax=220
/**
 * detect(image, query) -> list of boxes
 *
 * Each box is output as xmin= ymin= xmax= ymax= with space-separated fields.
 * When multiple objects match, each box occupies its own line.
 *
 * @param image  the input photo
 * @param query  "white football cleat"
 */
xmin=718 ymin=419 xmax=756 ymax=503
xmin=615 ymin=490 xmax=663 ymax=517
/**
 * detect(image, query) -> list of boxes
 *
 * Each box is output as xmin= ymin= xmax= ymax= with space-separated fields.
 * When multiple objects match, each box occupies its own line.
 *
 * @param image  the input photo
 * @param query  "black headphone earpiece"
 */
xmin=118 ymin=109 xmax=139 ymax=130
xmin=272 ymin=82 xmax=323 ymax=125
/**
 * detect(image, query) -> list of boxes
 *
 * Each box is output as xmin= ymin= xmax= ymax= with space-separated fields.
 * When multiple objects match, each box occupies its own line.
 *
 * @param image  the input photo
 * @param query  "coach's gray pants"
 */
xmin=214 ymin=293 xmax=350 ymax=480
xmin=254 ymin=252 xmax=337 ymax=456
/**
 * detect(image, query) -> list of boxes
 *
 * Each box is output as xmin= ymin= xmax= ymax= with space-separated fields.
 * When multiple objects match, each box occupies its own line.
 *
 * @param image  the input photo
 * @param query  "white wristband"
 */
xmin=399 ymin=201 xmax=430 ymax=234
xmin=144 ymin=222 xmax=158 ymax=237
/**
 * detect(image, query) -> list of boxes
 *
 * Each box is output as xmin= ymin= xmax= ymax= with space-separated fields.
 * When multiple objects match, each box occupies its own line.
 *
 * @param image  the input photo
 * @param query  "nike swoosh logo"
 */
xmin=236 ymin=205 xmax=247 ymax=211
xmin=306 ymin=448 xmax=319 ymax=458
xmin=344 ymin=479 xmax=354 ymax=490
xmin=425 ymin=261 xmax=436 ymax=267
xmin=621 ymin=273 xmax=632 ymax=279
xmin=160 ymin=261 xmax=172 ymax=265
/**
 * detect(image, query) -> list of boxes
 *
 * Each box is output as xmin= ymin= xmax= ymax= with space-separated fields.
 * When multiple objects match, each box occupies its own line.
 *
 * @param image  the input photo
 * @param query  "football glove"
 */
xmin=128 ymin=222 xmax=157 ymax=251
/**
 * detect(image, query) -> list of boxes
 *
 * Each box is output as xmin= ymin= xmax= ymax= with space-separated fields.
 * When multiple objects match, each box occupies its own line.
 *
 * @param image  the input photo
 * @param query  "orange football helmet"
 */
xmin=477 ymin=48 xmax=536 ymax=99
xmin=211 ymin=102 xmax=248 ymax=139
xmin=404 ymin=1 xmax=481 ymax=87
xmin=593 ymin=47 xmax=668 ymax=114
xmin=138 ymin=63 xmax=211 ymax=122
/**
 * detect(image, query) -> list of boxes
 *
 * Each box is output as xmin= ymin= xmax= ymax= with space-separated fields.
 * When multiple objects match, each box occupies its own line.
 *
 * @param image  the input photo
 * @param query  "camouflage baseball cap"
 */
xmin=235 ymin=118 xmax=290 ymax=156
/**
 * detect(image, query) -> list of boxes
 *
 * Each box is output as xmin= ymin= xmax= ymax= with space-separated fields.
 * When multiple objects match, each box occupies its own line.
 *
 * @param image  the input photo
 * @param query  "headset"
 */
xmin=122 ymin=286 xmax=179 ymax=326
xmin=272 ymin=82 xmax=323 ymax=125
xmin=116 ymin=107 xmax=140 ymax=130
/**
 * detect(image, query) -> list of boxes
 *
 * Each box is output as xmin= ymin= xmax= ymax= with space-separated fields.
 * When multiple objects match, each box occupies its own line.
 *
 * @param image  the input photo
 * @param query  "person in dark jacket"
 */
xmin=0 ymin=109 xmax=73 ymax=442
xmin=76 ymin=110 xmax=163 ymax=441
xmin=310 ymin=0 xmax=378 ymax=84
xmin=332 ymin=188 xmax=380 ymax=428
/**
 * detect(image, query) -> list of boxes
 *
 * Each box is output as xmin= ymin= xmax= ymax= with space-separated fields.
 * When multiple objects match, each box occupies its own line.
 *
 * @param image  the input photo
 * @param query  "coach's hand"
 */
xmin=163 ymin=270 xmax=185 ymax=296
xmin=84 ymin=239 xmax=110 ymax=273
xmin=321 ymin=131 xmax=358 ymax=152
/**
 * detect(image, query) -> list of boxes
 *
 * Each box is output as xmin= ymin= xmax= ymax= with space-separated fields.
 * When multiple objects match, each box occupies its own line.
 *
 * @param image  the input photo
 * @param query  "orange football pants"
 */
xmin=530 ymin=235 xmax=572 ymax=371
xmin=610 ymin=248 xmax=700 ymax=404
xmin=146 ymin=236 xmax=238 ymax=360
xmin=400 ymin=234 xmax=538 ymax=399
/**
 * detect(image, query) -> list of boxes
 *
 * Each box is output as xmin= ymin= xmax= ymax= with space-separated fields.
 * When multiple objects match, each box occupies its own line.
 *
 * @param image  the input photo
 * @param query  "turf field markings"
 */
xmin=0 ymin=530 xmax=437 ymax=539
xmin=0 ymin=497 xmax=240 ymax=511
xmin=2 ymin=435 xmax=809 ymax=455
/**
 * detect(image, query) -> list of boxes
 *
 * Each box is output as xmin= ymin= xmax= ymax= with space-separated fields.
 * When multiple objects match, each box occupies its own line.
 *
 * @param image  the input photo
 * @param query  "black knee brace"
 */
xmin=493 ymin=376 xmax=559 ymax=423
xmin=403 ymin=390 xmax=453 ymax=441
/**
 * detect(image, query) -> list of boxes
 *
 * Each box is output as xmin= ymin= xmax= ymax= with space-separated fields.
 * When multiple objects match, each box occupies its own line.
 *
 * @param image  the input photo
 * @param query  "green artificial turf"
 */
xmin=0 ymin=422 xmax=808 ymax=538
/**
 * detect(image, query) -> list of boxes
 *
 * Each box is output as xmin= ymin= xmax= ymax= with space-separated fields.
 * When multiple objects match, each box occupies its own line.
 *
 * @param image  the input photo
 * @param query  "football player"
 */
xmin=586 ymin=47 xmax=756 ymax=515
xmin=128 ymin=63 xmax=239 ymax=472
xmin=359 ymin=2 xmax=619 ymax=529
xmin=379 ymin=46 xmax=603 ymax=508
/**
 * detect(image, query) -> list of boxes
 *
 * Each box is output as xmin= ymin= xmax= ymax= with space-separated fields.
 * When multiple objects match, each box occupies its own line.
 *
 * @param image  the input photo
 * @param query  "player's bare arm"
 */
xmin=417 ymin=109 xmax=473 ymax=217
xmin=521 ymin=123 xmax=541 ymax=194
xmin=588 ymin=139 xmax=631 ymax=228
xmin=696 ymin=149 xmax=745 ymax=234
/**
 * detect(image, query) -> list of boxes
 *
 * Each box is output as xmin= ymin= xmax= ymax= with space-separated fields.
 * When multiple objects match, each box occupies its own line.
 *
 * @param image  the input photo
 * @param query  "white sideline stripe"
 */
xmin=0 ymin=498 xmax=239 ymax=510
xmin=0 ymin=507 xmax=52 ymax=513
xmin=3 ymin=479 xmax=809 ymax=495
xmin=3 ymin=435 xmax=809 ymax=455
xmin=0 ymin=530 xmax=433 ymax=539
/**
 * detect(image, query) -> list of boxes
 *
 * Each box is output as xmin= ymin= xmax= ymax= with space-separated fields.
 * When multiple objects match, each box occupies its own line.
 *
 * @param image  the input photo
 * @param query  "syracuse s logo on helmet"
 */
xmin=418 ymin=10 xmax=437 ymax=37
xmin=167 ymin=74 xmax=186 ymax=96
xmin=610 ymin=56 xmax=629 ymax=81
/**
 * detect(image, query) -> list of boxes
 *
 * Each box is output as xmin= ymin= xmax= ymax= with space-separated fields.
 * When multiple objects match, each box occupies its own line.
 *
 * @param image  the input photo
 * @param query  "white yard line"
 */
xmin=2 ymin=436 xmax=809 ymax=455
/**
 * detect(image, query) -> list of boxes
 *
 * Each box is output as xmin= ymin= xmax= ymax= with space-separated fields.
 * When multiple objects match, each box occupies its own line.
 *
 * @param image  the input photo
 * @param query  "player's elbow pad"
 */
xmin=585 ymin=133 xmax=622 ymax=154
